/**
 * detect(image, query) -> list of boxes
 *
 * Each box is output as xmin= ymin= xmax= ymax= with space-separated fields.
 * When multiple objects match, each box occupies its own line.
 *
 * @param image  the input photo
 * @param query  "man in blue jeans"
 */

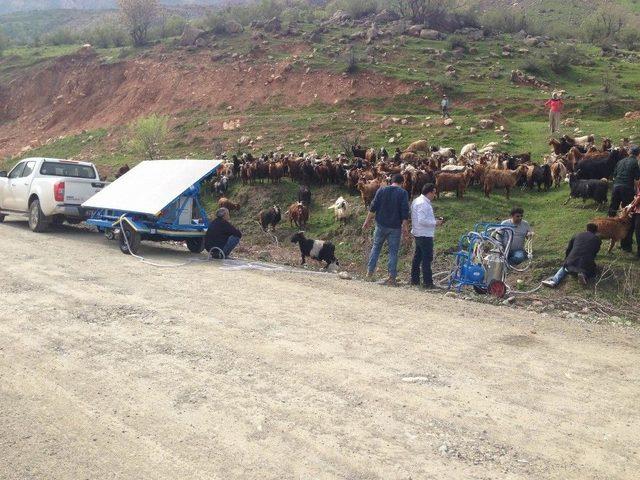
xmin=362 ymin=173 xmax=410 ymax=286
xmin=205 ymin=208 xmax=242 ymax=259
xmin=542 ymin=223 xmax=601 ymax=288
xmin=410 ymin=183 xmax=443 ymax=289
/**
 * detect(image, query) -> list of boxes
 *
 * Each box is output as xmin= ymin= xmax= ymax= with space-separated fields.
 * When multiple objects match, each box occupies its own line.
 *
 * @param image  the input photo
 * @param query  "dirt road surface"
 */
xmin=0 ymin=219 xmax=638 ymax=480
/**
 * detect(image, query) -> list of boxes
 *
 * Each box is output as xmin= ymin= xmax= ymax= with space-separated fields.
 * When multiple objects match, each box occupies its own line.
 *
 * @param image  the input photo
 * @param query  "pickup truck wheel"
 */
xmin=28 ymin=199 xmax=49 ymax=232
xmin=119 ymin=223 xmax=141 ymax=255
xmin=186 ymin=238 xmax=205 ymax=253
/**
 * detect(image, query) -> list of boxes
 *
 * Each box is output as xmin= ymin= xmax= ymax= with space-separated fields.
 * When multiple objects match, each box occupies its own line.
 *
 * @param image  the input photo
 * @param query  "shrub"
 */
xmin=431 ymin=75 xmax=459 ymax=96
xmin=202 ymin=11 xmax=230 ymax=34
xmin=0 ymin=31 xmax=11 ymax=56
xmin=344 ymin=49 xmax=359 ymax=74
xmin=129 ymin=114 xmax=169 ymax=159
xmin=447 ymin=34 xmax=467 ymax=52
xmin=82 ymin=24 xmax=129 ymax=48
xmin=118 ymin=0 xmax=160 ymax=47
xmin=480 ymin=9 xmax=529 ymax=35
xmin=44 ymin=28 xmax=78 ymax=46
xmin=618 ymin=27 xmax=640 ymax=51
xmin=580 ymin=6 xmax=627 ymax=45
xmin=520 ymin=58 xmax=544 ymax=75
xmin=328 ymin=0 xmax=380 ymax=19
xmin=546 ymin=45 xmax=580 ymax=74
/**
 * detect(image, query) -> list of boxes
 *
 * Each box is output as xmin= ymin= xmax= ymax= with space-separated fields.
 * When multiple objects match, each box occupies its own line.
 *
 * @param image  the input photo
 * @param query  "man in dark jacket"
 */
xmin=362 ymin=173 xmax=410 ymax=286
xmin=608 ymin=145 xmax=640 ymax=219
xmin=542 ymin=223 xmax=602 ymax=288
xmin=204 ymin=207 xmax=242 ymax=259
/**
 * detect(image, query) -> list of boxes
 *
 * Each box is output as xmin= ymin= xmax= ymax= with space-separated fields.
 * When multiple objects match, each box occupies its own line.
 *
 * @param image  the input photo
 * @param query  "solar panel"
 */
xmin=82 ymin=159 xmax=222 ymax=216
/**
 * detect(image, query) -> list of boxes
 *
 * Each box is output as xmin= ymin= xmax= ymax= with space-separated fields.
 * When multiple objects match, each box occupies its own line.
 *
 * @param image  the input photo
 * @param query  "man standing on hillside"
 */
xmin=441 ymin=94 xmax=450 ymax=119
xmin=623 ymin=184 xmax=640 ymax=259
xmin=608 ymin=146 xmax=640 ymax=224
xmin=362 ymin=173 xmax=410 ymax=286
xmin=545 ymin=92 xmax=563 ymax=134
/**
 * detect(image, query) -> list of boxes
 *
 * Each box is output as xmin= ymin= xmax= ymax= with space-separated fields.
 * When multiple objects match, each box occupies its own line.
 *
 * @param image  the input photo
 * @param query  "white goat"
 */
xmin=328 ymin=196 xmax=349 ymax=224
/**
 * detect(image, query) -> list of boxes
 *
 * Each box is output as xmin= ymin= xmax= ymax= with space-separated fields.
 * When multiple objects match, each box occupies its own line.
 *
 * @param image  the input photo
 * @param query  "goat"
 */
xmin=218 ymin=197 xmax=240 ymax=211
xmin=435 ymin=171 xmax=469 ymax=199
xmin=460 ymin=143 xmax=477 ymax=156
xmin=258 ymin=206 xmax=281 ymax=231
xmin=405 ymin=139 xmax=429 ymax=153
xmin=286 ymin=202 xmax=309 ymax=229
xmin=573 ymin=147 xmax=626 ymax=180
xmin=565 ymin=174 xmax=609 ymax=208
xmin=483 ymin=165 xmax=527 ymax=199
xmin=351 ymin=145 xmax=367 ymax=159
xmin=431 ymin=146 xmax=456 ymax=158
xmin=550 ymin=161 xmax=567 ymax=188
xmin=115 ymin=164 xmax=130 ymax=179
xmin=328 ymin=196 xmax=349 ymax=224
xmin=298 ymin=185 xmax=311 ymax=206
xmin=214 ymin=175 xmax=229 ymax=195
xmin=590 ymin=212 xmax=633 ymax=253
xmin=290 ymin=231 xmax=338 ymax=268
xmin=526 ymin=164 xmax=552 ymax=191
xmin=357 ymin=179 xmax=381 ymax=207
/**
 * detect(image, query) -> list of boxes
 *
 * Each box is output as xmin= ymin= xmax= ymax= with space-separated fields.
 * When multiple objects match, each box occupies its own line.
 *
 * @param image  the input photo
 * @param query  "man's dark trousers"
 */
xmin=411 ymin=236 xmax=434 ymax=286
xmin=608 ymin=185 xmax=635 ymax=217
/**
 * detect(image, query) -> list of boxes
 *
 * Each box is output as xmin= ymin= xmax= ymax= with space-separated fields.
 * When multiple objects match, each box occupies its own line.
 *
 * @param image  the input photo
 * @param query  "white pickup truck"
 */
xmin=0 ymin=158 xmax=106 ymax=232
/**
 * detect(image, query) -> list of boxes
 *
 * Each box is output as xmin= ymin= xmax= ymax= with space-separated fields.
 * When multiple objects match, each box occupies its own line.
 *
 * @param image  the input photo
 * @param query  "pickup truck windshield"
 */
xmin=40 ymin=161 xmax=96 ymax=179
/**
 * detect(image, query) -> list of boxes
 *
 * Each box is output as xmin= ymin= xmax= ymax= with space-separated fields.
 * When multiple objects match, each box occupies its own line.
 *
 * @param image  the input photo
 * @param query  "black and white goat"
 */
xmin=290 ymin=232 xmax=338 ymax=268
xmin=214 ymin=175 xmax=229 ymax=195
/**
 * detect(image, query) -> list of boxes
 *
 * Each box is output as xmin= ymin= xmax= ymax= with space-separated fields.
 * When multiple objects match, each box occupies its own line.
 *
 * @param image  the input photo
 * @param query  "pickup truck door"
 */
xmin=1 ymin=161 xmax=26 ymax=211
xmin=12 ymin=160 xmax=37 ymax=212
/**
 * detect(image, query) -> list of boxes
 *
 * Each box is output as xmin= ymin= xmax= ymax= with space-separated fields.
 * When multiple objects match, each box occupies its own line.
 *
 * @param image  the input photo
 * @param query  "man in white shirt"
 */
xmin=410 ymin=184 xmax=443 ymax=288
xmin=501 ymin=207 xmax=532 ymax=265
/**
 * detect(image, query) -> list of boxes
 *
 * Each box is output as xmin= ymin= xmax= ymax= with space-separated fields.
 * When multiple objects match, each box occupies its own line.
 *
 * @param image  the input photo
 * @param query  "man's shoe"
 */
xmin=423 ymin=283 xmax=436 ymax=290
xmin=541 ymin=279 xmax=557 ymax=288
xmin=578 ymin=273 xmax=588 ymax=286
xmin=382 ymin=277 xmax=398 ymax=287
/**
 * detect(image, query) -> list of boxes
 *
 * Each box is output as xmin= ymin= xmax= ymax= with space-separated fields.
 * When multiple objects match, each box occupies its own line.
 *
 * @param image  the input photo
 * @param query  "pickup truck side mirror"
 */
xmin=0 ymin=171 xmax=7 ymax=178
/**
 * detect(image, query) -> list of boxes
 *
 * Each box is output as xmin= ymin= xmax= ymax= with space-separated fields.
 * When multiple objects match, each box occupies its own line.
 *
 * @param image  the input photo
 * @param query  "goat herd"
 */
xmin=208 ymin=133 xmax=628 ymax=223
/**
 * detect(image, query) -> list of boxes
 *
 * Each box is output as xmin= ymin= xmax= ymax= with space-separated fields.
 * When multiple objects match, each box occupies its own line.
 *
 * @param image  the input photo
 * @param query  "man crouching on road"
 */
xmin=205 ymin=207 xmax=242 ymax=259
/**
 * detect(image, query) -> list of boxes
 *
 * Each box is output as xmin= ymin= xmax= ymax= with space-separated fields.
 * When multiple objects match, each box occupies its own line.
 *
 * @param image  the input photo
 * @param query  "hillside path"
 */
xmin=0 ymin=220 xmax=638 ymax=480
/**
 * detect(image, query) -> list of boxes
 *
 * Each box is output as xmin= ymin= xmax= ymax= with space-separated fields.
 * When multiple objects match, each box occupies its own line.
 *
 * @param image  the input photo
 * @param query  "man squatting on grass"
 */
xmin=410 ymin=183 xmax=443 ymax=289
xmin=363 ymin=173 xmax=410 ymax=286
xmin=501 ymin=207 xmax=533 ymax=266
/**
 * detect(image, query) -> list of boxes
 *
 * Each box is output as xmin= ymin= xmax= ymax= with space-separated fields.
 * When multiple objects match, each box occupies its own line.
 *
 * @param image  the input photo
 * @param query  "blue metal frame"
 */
xmin=86 ymin=166 xmax=218 ymax=239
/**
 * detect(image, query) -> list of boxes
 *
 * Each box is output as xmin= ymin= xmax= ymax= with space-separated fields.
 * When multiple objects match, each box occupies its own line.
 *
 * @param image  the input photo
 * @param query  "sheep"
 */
xmin=405 ymin=139 xmax=429 ymax=153
xmin=286 ymin=202 xmax=309 ymax=229
xmin=483 ymin=165 xmax=527 ymax=199
xmin=298 ymin=185 xmax=311 ymax=206
xmin=565 ymin=174 xmax=609 ymax=208
xmin=290 ymin=231 xmax=339 ymax=268
xmin=590 ymin=212 xmax=633 ymax=253
xmin=218 ymin=197 xmax=240 ymax=211
xmin=460 ymin=143 xmax=477 ymax=157
xmin=258 ymin=206 xmax=281 ymax=231
xmin=328 ymin=196 xmax=349 ymax=224
xmin=435 ymin=171 xmax=470 ymax=199
xmin=430 ymin=146 xmax=456 ymax=158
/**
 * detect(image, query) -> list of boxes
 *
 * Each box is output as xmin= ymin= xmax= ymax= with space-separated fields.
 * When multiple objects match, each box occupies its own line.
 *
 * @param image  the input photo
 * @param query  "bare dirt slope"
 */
xmin=0 ymin=48 xmax=411 ymax=157
xmin=0 ymin=219 xmax=638 ymax=480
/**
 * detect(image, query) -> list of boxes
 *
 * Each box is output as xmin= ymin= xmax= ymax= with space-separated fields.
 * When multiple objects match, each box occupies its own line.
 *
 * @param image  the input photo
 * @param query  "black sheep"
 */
xmin=258 ymin=206 xmax=281 ymax=231
xmin=298 ymin=185 xmax=312 ymax=206
xmin=566 ymin=174 xmax=609 ymax=207
xmin=290 ymin=232 xmax=338 ymax=268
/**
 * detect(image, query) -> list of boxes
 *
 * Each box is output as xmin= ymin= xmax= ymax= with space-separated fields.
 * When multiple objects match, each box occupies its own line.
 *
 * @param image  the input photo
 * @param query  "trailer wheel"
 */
xmin=186 ymin=238 xmax=205 ymax=253
xmin=119 ymin=223 xmax=141 ymax=255
xmin=488 ymin=280 xmax=507 ymax=298
xmin=28 ymin=199 xmax=49 ymax=233
xmin=0 ymin=213 xmax=5 ymax=223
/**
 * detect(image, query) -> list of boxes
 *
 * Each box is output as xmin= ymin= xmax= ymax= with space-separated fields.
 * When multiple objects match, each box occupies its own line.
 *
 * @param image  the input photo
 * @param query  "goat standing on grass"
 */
xmin=328 ymin=196 xmax=349 ymax=224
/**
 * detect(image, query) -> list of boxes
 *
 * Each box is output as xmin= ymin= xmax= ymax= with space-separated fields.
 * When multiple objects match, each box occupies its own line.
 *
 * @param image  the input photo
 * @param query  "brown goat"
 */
xmin=405 ymin=139 xmax=429 ymax=153
xmin=550 ymin=161 xmax=567 ymax=188
xmin=218 ymin=197 xmax=240 ymax=211
xmin=483 ymin=165 xmax=527 ymax=199
xmin=590 ymin=213 xmax=633 ymax=253
xmin=286 ymin=202 xmax=309 ymax=228
xmin=268 ymin=161 xmax=284 ymax=183
xmin=357 ymin=179 xmax=381 ymax=207
xmin=435 ymin=171 xmax=469 ymax=199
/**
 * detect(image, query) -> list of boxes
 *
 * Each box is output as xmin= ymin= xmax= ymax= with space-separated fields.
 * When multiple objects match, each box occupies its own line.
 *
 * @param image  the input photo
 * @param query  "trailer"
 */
xmin=83 ymin=159 xmax=222 ymax=255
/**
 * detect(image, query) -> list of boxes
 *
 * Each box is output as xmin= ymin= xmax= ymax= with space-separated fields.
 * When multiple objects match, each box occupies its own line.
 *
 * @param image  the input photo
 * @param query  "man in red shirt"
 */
xmin=545 ymin=92 xmax=563 ymax=134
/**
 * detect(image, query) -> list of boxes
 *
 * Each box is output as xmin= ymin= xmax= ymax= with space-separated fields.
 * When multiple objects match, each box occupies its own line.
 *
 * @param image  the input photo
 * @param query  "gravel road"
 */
xmin=0 ymin=219 xmax=638 ymax=480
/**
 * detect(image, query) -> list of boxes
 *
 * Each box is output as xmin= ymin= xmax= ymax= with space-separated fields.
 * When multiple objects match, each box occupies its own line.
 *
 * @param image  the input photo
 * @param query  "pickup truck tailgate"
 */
xmin=64 ymin=179 xmax=106 ymax=205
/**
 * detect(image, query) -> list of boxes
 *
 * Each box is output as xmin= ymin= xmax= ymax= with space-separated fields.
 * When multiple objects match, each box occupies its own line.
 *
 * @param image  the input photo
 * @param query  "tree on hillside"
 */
xmin=130 ymin=114 xmax=169 ymax=160
xmin=118 ymin=0 xmax=159 ymax=47
xmin=0 ymin=31 xmax=10 ymax=56
xmin=393 ymin=0 xmax=454 ymax=24
xmin=580 ymin=5 xmax=626 ymax=44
